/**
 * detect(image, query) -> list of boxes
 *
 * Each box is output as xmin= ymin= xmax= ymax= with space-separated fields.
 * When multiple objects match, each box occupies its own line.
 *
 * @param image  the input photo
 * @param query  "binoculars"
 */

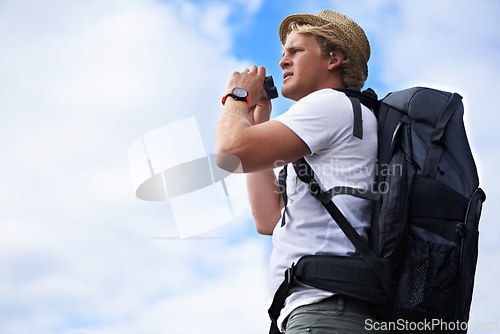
xmin=262 ymin=76 xmax=279 ymax=100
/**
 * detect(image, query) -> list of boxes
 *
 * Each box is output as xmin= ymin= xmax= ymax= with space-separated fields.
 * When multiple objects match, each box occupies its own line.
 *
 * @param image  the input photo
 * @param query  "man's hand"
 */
xmin=226 ymin=65 xmax=266 ymax=107
xmin=217 ymin=64 xmax=310 ymax=173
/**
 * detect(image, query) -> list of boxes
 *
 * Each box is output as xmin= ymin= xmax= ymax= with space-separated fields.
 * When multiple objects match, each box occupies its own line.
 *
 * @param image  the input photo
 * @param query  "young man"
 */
xmin=216 ymin=10 xmax=383 ymax=333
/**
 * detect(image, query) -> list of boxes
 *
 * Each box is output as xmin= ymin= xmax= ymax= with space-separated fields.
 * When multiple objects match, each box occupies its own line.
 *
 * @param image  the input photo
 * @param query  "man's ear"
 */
xmin=328 ymin=50 xmax=343 ymax=71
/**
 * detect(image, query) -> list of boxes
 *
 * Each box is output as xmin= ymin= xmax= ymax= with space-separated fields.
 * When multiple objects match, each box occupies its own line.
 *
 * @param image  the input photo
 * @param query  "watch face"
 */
xmin=232 ymin=88 xmax=248 ymax=98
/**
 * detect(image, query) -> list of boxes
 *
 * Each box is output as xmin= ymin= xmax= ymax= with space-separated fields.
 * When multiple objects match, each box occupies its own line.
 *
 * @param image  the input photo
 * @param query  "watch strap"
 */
xmin=221 ymin=89 xmax=251 ymax=108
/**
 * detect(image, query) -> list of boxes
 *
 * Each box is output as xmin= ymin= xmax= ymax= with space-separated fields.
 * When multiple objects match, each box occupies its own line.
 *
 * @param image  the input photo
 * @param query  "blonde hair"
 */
xmin=288 ymin=22 xmax=367 ymax=89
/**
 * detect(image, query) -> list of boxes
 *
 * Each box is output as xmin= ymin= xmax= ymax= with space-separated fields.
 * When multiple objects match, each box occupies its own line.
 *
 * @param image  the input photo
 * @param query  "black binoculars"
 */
xmin=262 ymin=76 xmax=279 ymax=100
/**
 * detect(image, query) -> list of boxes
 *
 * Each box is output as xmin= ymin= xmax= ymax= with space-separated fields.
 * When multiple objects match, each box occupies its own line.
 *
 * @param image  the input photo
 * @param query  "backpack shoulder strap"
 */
xmin=335 ymin=87 xmax=380 ymax=140
xmin=291 ymin=158 xmax=389 ymax=287
xmin=335 ymin=87 xmax=380 ymax=111
xmin=278 ymin=165 xmax=288 ymax=227
xmin=335 ymin=87 xmax=380 ymax=139
xmin=348 ymin=96 xmax=363 ymax=139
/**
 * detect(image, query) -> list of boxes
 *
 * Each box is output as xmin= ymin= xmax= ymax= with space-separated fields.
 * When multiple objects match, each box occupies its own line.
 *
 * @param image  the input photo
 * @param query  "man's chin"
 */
xmin=281 ymin=87 xmax=299 ymax=101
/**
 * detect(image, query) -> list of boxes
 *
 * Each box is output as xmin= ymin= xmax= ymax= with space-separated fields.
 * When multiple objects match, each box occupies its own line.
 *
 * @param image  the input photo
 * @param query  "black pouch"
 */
xmin=391 ymin=176 xmax=483 ymax=331
xmin=393 ymin=237 xmax=459 ymax=321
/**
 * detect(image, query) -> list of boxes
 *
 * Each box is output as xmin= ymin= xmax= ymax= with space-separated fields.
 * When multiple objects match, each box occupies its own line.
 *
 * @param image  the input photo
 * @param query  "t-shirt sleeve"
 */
xmin=274 ymin=90 xmax=354 ymax=154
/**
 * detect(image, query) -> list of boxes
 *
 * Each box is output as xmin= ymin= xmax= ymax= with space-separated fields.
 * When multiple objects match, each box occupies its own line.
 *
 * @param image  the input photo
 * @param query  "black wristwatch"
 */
xmin=222 ymin=87 xmax=251 ymax=107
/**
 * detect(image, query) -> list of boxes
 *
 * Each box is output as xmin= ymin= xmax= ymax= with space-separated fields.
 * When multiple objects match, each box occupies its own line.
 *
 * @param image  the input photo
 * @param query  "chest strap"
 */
xmin=278 ymin=160 xmax=380 ymax=227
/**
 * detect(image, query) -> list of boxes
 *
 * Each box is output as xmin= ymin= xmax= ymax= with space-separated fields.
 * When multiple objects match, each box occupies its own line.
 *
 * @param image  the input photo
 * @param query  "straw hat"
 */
xmin=279 ymin=10 xmax=370 ymax=78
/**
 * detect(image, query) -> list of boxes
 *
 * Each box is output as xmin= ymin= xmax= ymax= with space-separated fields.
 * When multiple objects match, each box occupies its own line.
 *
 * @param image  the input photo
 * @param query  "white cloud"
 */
xmin=0 ymin=0 xmax=265 ymax=333
xmin=67 ymin=238 xmax=271 ymax=334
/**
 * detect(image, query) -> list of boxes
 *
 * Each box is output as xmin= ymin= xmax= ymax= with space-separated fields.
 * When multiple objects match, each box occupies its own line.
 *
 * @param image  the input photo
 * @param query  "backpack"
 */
xmin=268 ymin=87 xmax=486 ymax=333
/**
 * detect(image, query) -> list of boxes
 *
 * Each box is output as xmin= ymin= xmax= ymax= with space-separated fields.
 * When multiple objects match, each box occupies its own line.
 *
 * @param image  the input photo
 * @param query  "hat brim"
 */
xmin=279 ymin=13 xmax=331 ymax=45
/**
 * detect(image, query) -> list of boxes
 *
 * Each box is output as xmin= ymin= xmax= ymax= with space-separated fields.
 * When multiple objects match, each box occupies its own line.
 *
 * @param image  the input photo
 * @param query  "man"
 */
xmin=215 ymin=10 xmax=383 ymax=333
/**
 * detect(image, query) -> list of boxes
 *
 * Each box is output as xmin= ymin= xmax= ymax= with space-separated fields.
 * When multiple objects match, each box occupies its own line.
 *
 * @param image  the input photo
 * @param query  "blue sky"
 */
xmin=0 ymin=0 xmax=499 ymax=333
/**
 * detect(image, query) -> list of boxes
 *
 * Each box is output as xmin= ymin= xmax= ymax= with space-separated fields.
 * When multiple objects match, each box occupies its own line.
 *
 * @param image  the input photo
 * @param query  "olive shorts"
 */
xmin=283 ymin=295 xmax=390 ymax=334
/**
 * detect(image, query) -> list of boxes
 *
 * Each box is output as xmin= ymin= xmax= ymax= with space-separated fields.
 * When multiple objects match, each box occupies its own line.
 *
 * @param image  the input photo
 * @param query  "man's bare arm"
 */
xmin=246 ymin=170 xmax=284 ymax=235
xmin=215 ymin=65 xmax=309 ymax=234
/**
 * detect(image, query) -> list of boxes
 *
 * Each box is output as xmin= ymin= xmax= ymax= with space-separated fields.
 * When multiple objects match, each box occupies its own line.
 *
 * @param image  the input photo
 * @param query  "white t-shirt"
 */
xmin=270 ymin=88 xmax=377 ymax=330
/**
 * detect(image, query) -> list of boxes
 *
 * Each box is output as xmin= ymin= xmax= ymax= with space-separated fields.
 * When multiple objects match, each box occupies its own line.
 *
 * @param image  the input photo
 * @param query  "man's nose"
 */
xmin=279 ymin=56 xmax=290 ymax=69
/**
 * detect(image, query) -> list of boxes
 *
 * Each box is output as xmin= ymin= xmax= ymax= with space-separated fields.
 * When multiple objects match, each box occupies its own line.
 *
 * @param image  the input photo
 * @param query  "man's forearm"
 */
xmin=215 ymin=98 xmax=251 ymax=156
xmin=247 ymin=169 xmax=283 ymax=235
